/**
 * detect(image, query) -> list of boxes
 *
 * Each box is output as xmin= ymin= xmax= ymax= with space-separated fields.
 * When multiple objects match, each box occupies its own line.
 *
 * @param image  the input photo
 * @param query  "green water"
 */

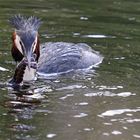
xmin=0 ymin=0 xmax=140 ymax=140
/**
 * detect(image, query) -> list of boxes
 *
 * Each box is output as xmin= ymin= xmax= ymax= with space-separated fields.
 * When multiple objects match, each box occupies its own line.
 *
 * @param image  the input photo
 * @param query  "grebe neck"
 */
xmin=23 ymin=66 xmax=37 ymax=82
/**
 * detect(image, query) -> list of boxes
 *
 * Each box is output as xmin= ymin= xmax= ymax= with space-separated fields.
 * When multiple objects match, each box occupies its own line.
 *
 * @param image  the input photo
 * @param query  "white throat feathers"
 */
xmin=23 ymin=66 xmax=37 ymax=82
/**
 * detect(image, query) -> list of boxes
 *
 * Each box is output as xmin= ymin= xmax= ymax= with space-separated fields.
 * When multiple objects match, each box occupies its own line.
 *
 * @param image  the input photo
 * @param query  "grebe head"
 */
xmin=10 ymin=15 xmax=42 ymax=69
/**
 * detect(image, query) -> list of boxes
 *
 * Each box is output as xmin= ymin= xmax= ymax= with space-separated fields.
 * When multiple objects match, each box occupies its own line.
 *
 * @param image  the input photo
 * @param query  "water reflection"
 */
xmin=1 ymin=71 xmax=140 ymax=140
xmin=4 ymin=85 xmax=45 ymax=140
xmin=10 ymin=123 xmax=35 ymax=132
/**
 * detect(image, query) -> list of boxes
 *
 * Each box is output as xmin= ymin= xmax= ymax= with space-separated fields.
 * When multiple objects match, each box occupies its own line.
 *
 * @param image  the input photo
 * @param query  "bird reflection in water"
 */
xmin=4 ymin=84 xmax=45 ymax=140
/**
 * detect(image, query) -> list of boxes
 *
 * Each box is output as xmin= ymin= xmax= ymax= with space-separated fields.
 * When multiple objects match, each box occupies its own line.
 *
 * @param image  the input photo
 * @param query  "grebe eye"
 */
xmin=19 ymin=41 xmax=22 ymax=46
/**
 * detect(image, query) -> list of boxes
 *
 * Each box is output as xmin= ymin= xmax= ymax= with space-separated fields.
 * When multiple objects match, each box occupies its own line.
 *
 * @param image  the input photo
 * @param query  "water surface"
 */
xmin=0 ymin=0 xmax=140 ymax=140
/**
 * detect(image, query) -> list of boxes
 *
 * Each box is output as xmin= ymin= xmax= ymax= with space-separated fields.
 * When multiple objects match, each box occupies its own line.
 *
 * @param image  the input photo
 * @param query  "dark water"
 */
xmin=0 ymin=0 xmax=140 ymax=140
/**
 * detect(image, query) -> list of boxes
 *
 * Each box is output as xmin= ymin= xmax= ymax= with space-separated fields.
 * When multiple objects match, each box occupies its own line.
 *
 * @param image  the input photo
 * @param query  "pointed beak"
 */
xmin=26 ymin=52 xmax=32 ymax=70
xmin=24 ymin=47 xmax=32 ymax=70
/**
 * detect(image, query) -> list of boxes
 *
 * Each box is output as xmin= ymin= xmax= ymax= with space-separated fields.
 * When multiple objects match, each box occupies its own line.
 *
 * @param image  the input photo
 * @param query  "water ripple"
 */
xmin=0 ymin=66 xmax=9 ymax=71
xmin=46 ymin=133 xmax=57 ymax=138
xmin=96 ymin=85 xmax=123 ymax=90
xmin=57 ymin=84 xmax=85 ymax=91
xmin=85 ymin=91 xmax=135 ymax=97
xmin=10 ymin=123 xmax=35 ymax=132
xmin=81 ymin=34 xmax=116 ymax=39
xmin=133 ymin=135 xmax=140 ymax=139
xmin=73 ymin=113 xmax=88 ymax=118
xmin=80 ymin=16 xmax=88 ymax=20
xmin=99 ymin=108 xmax=140 ymax=117
xmin=111 ymin=130 xmax=122 ymax=135
xmin=59 ymin=94 xmax=74 ymax=100
xmin=126 ymin=119 xmax=140 ymax=123
xmin=33 ymin=86 xmax=53 ymax=93
xmin=75 ymin=102 xmax=88 ymax=106
xmin=83 ymin=127 xmax=94 ymax=132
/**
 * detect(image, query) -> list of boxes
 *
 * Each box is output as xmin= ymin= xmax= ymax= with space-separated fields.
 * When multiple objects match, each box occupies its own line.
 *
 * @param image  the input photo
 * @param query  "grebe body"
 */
xmin=9 ymin=15 xmax=103 ymax=84
xmin=38 ymin=42 xmax=102 ymax=74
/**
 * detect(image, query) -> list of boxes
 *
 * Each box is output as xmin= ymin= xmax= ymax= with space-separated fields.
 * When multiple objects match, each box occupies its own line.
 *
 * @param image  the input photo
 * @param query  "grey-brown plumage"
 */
xmin=38 ymin=42 xmax=103 ymax=74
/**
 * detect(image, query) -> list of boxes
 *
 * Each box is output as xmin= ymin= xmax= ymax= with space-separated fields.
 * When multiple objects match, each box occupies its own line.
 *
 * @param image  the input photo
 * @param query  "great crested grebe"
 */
xmin=9 ymin=15 xmax=103 ymax=85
